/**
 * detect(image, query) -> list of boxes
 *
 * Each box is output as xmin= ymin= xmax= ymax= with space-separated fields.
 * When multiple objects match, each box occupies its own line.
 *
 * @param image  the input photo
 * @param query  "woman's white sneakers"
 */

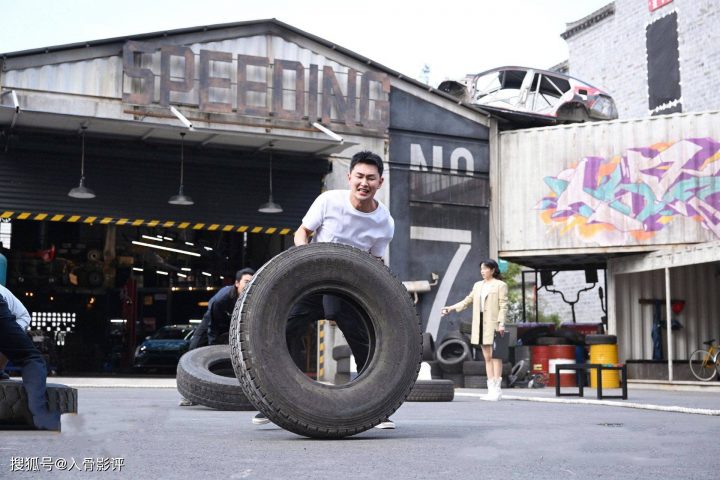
xmin=483 ymin=378 xmax=502 ymax=401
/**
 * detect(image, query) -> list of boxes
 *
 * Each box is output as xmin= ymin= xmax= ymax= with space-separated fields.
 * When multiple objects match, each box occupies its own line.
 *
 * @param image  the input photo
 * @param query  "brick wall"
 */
xmin=536 ymin=270 xmax=606 ymax=324
xmin=565 ymin=0 xmax=720 ymax=118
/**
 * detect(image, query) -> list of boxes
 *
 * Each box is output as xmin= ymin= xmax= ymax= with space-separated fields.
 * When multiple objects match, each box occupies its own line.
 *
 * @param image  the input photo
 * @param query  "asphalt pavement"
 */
xmin=1 ymin=378 xmax=719 ymax=479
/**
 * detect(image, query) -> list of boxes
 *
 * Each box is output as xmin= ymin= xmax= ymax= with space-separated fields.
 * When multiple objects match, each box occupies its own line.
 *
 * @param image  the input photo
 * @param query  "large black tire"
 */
xmin=437 ymin=338 xmax=471 ymax=373
xmin=176 ymin=345 xmax=254 ymax=411
xmin=229 ymin=243 xmax=422 ymax=439
xmin=421 ymin=332 xmax=435 ymax=361
xmin=406 ymin=380 xmax=454 ymax=402
xmin=0 ymin=381 xmax=78 ymax=428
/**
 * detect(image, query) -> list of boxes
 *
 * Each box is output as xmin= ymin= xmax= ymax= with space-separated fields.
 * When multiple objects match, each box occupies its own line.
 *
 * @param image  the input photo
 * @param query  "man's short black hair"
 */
xmin=350 ymin=151 xmax=384 ymax=177
xmin=235 ymin=268 xmax=255 ymax=281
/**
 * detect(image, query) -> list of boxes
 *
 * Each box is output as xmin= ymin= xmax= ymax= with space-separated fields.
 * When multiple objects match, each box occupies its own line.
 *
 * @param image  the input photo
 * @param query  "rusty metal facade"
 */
xmin=2 ymin=32 xmax=390 ymax=134
xmin=124 ymin=36 xmax=390 ymax=131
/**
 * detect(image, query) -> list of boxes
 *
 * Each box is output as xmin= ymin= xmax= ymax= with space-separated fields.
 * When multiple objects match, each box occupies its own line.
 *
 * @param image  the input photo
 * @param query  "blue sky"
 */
xmin=0 ymin=0 xmax=611 ymax=85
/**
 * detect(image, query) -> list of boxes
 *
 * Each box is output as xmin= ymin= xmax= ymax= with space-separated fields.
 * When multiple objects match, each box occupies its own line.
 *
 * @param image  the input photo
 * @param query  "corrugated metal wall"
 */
xmin=498 ymin=110 xmax=720 ymax=254
xmin=615 ymin=262 xmax=720 ymax=361
xmin=0 ymin=131 xmax=327 ymax=228
xmin=3 ymin=57 xmax=124 ymax=98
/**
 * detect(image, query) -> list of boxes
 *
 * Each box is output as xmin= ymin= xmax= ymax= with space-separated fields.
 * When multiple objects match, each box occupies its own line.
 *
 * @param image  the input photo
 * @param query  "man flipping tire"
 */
xmin=252 ymin=150 xmax=396 ymax=430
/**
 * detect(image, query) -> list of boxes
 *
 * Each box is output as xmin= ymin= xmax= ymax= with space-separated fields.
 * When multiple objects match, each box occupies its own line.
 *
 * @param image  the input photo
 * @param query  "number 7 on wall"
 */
xmin=409 ymin=226 xmax=472 ymax=340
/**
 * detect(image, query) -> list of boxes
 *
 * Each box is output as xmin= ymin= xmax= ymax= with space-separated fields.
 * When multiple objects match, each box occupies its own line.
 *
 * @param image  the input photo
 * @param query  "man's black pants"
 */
xmin=0 ymin=297 xmax=60 ymax=430
xmin=286 ymin=294 xmax=369 ymax=372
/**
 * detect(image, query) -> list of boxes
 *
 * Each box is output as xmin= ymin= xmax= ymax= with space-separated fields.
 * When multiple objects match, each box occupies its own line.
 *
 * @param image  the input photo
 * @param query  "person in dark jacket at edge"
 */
xmin=0 ymin=286 xmax=61 ymax=430
xmin=179 ymin=268 xmax=254 ymax=406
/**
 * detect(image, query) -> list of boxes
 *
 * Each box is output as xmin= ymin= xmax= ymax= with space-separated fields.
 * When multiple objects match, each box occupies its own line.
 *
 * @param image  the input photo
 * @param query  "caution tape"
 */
xmin=317 ymin=320 xmax=325 ymax=378
xmin=0 ymin=211 xmax=292 ymax=235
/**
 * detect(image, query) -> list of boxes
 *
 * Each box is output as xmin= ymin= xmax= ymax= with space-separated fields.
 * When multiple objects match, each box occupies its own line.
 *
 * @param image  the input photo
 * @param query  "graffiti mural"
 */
xmin=536 ymin=138 xmax=720 ymax=244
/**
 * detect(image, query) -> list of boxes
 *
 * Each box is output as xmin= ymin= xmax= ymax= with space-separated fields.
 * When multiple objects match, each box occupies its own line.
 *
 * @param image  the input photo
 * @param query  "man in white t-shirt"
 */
xmin=253 ymin=150 xmax=397 ymax=429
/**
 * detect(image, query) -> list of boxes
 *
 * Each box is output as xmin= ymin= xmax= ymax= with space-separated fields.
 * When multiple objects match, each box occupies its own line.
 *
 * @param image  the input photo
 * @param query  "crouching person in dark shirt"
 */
xmin=179 ymin=268 xmax=254 ymax=406
xmin=0 ymin=295 xmax=60 ymax=430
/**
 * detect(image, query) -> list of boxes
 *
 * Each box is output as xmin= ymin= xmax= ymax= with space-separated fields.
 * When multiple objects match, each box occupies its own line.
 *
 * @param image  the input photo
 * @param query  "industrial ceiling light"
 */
xmin=68 ymin=126 xmax=96 ymax=199
xmin=258 ymin=150 xmax=283 ymax=213
xmin=169 ymin=132 xmax=194 ymax=205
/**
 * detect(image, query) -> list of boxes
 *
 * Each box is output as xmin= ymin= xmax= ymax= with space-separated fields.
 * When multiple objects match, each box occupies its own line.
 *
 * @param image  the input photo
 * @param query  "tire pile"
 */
xmin=429 ymin=319 xmax=512 ymax=388
xmin=510 ymin=324 xmax=614 ymax=387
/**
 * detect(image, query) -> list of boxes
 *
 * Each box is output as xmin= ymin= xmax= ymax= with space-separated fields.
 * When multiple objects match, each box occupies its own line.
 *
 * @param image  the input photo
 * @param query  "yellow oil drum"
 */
xmin=589 ymin=343 xmax=619 ymax=388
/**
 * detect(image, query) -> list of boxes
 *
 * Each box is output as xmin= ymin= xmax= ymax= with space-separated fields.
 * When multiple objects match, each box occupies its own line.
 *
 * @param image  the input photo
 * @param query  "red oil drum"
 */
xmin=530 ymin=346 xmax=550 ymax=382
xmin=547 ymin=345 xmax=577 ymax=387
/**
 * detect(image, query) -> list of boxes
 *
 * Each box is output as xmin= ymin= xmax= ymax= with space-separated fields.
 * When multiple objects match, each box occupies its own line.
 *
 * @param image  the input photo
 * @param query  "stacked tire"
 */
xmin=433 ymin=326 xmax=512 ymax=389
xmin=407 ymin=332 xmax=454 ymax=402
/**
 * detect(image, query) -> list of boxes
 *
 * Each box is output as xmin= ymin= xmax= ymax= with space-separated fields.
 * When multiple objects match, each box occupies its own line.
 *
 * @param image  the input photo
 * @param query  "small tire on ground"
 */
xmin=508 ymin=359 xmax=530 ymax=387
xmin=176 ymin=345 xmax=255 ymax=411
xmin=406 ymin=380 xmax=454 ymax=402
xmin=0 ymin=381 xmax=78 ymax=428
xmin=230 ymin=243 xmax=422 ymax=439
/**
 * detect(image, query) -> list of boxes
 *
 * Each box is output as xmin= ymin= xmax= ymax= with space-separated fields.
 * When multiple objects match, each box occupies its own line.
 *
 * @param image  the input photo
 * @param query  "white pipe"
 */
xmin=665 ymin=267 xmax=673 ymax=382
xmin=170 ymin=106 xmax=194 ymax=130
xmin=312 ymin=122 xmax=343 ymax=143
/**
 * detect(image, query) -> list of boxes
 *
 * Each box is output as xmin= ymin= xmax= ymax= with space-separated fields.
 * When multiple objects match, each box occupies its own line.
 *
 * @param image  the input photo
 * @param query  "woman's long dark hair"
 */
xmin=481 ymin=259 xmax=503 ymax=280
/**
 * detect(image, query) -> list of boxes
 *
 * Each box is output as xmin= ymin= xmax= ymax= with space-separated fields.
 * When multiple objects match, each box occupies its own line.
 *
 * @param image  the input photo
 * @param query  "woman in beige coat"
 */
xmin=441 ymin=259 xmax=508 ymax=400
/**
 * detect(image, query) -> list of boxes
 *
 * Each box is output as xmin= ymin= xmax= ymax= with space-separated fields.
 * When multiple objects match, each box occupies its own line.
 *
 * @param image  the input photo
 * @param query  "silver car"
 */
xmin=438 ymin=66 xmax=617 ymax=125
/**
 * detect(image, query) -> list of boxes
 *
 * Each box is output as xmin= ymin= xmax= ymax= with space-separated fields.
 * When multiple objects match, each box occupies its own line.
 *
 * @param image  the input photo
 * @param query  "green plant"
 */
xmin=501 ymin=261 xmax=561 ymax=326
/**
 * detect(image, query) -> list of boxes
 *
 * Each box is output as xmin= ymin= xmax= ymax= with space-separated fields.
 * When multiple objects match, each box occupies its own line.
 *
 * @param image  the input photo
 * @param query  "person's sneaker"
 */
xmin=178 ymin=397 xmax=196 ymax=406
xmin=375 ymin=419 xmax=395 ymax=429
xmin=33 ymin=412 xmax=61 ymax=432
xmin=252 ymin=412 xmax=271 ymax=425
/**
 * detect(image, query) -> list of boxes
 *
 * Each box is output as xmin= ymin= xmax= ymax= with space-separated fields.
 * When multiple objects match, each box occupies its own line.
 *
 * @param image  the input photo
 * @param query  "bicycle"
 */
xmin=689 ymin=339 xmax=720 ymax=381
